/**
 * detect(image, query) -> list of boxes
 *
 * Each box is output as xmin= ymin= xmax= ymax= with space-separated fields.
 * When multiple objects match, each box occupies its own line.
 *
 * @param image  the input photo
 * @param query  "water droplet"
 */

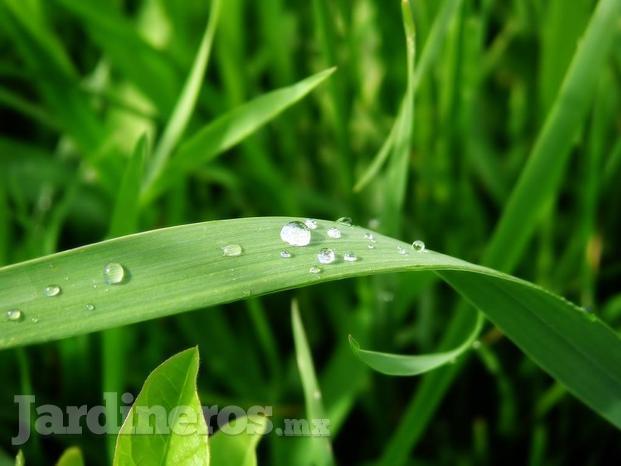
xmin=85 ymin=304 xmax=95 ymax=312
xmin=44 ymin=285 xmax=61 ymax=297
xmin=31 ymin=317 xmax=39 ymax=324
xmin=304 ymin=219 xmax=318 ymax=230
xmin=364 ymin=232 xmax=375 ymax=241
xmin=280 ymin=221 xmax=311 ymax=246
xmin=397 ymin=246 xmax=408 ymax=255
xmin=280 ymin=250 xmax=292 ymax=258
xmin=412 ymin=240 xmax=426 ymax=252
xmin=5 ymin=310 xmax=23 ymax=322
xmin=343 ymin=251 xmax=358 ymax=262
xmin=317 ymin=248 xmax=336 ymax=264
xmin=368 ymin=243 xmax=375 ymax=249
xmin=222 ymin=244 xmax=243 ymax=257
xmin=309 ymin=266 xmax=322 ymax=274
xmin=327 ymin=227 xmax=342 ymax=239
xmin=103 ymin=263 xmax=126 ymax=285
xmin=336 ymin=216 xmax=352 ymax=227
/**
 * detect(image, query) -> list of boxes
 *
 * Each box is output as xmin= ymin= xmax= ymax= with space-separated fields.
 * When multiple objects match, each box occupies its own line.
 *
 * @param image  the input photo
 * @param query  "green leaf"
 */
xmin=292 ymin=300 xmax=334 ymax=466
xmin=142 ymin=68 xmax=336 ymax=203
xmin=348 ymin=310 xmax=482 ymax=376
xmin=113 ymin=348 xmax=209 ymax=466
xmin=14 ymin=451 xmax=24 ymax=466
xmin=1 ymin=218 xmax=621 ymax=429
xmin=209 ymin=416 xmax=268 ymax=466
xmin=55 ymin=447 xmax=84 ymax=466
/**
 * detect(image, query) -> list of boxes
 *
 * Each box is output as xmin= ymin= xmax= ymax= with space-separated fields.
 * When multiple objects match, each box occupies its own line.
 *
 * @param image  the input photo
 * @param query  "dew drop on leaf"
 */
xmin=44 ymin=285 xmax=61 ymax=297
xmin=222 ymin=244 xmax=243 ymax=257
xmin=103 ymin=263 xmax=126 ymax=285
xmin=317 ymin=248 xmax=336 ymax=264
xmin=280 ymin=221 xmax=311 ymax=246
xmin=327 ymin=227 xmax=342 ymax=239
xmin=280 ymin=250 xmax=292 ymax=258
xmin=304 ymin=219 xmax=318 ymax=230
xmin=343 ymin=251 xmax=358 ymax=262
xmin=336 ymin=216 xmax=352 ymax=227
xmin=412 ymin=240 xmax=425 ymax=252
xmin=5 ymin=309 xmax=23 ymax=322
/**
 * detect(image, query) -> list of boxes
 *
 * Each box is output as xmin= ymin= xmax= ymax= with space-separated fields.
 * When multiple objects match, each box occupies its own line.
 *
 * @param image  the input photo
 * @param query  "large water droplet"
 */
xmin=317 ymin=248 xmax=336 ymax=264
xmin=280 ymin=221 xmax=311 ymax=246
xmin=85 ymin=304 xmax=95 ymax=312
xmin=309 ymin=266 xmax=322 ymax=274
xmin=44 ymin=285 xmax=61 ymax=297
xmin=5 ymin=309 xmax=23 ymax=322
xmin=412 ymin=240 xmax=425 ymax=252
xmin=280 ymin=250 xmax=292 ymax=258
xmin=103 ymin=263 xmax=126 ymax=285
xmin=336 ymin=217 xmax=352 ymax=227
xmin=304 ymin=219 xmax=318 ymax=230
xmin=327 ymin=227 xmax=342 ymax=239
xmin=222 ymin=244 xmax=243 ymax=257
xmin=343 ymin=251 xmax=358 ymax=262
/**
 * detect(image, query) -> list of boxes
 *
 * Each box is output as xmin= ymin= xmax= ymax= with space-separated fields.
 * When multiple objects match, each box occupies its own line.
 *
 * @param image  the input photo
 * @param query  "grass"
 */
xmin=1 ymin=0 xmax=621 ymax=464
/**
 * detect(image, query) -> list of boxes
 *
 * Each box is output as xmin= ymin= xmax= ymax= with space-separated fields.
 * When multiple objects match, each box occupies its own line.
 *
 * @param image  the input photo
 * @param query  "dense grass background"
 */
xmin=1 ymin=0 xmax=620 ymax=464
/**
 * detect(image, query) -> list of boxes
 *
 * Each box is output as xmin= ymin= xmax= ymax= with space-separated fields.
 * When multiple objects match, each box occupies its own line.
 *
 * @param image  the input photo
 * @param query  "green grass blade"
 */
xmin=145 ymin=0 xmax=221 ymax=191
xmin=142 ymin=68 xmax=336 ymax=203
xmin=1 ymin=218 xmax=621 ymax=429
xmin=348 ymin=310 xmax=482 ymax=376
xmin=291 ymin=300 xmax=334 ymax=466
xmin=209 ymin=416 xmax=268 ymax=466
xmin=113 ymin=348 xmax=208 ymax=466
xmin=14 ymin=451 xmax=24 ymax=466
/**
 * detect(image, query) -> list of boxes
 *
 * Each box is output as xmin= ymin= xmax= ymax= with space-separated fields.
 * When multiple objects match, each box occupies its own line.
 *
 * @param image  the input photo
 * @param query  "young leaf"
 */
xmin=55 ymin=447 xmax=84 ymax=466
xmin=113 ymin=348 xmax=209 ymax=466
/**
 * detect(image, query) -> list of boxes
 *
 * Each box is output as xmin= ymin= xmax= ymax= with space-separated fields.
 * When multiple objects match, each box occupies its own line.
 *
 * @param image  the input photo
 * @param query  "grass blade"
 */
xmin=142 ymin=68 xmax=336 ymax=203
xmin=145 ymin=0 xmax=221 ymax=191
xmin=1 ymin=218 xmax=620 ymax=429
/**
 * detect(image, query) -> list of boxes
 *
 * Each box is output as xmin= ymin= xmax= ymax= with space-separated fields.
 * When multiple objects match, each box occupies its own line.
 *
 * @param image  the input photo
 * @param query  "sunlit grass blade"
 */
xmin=145 ymin=0 xmax=221 ymax=191
xmin=55 ymin=447 xmax=84 ymax=466
xmin=141 ymin=68 xmax=336 ymax=203
xmin=348 ymin=310 xmax=482 ymax=376
xmin=1 ymin=218 xmax=620 ymax=429
xmin=291 ymin=300 xmax=334 ymax=466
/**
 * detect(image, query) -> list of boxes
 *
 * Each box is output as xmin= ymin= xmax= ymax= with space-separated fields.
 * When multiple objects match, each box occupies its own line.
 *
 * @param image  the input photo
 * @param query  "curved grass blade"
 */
xmin=113 ymin=348 xmax=208 ymax=466
xmin=0 ymin=218 xmax=620 ymax=429
xmin=142 ymin=68 xmax=336 ymax=203
xmin=209 ymin=416 xmax=268 ymax=466
xmin=348 ymin=310 xmax=483 ymax=376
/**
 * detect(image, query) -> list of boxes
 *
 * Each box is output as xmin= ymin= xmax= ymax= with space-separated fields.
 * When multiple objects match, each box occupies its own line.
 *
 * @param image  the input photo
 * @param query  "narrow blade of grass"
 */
xmin=0 ymin=218 xmax=620 ymax=429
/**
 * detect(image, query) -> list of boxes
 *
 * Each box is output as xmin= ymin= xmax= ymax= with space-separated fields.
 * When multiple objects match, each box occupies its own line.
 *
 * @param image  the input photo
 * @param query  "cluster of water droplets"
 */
xmin=5 ymin=261 xmax=128 ymax=324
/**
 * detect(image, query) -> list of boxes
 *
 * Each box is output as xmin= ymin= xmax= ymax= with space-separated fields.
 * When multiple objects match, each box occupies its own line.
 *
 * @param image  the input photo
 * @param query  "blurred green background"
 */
xmin=1 ymin=0 xmax=620 ymax=464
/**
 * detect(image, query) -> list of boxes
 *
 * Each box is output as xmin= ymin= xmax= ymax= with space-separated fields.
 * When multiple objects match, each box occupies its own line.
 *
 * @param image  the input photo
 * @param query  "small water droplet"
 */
xmin=327 ymin=227 xmax=342 ymax=239
xmin=304 ymin=219 xmax=318 ymax=230
xmin=280 ymin=221 xmax=311 ymax=246
xmin=364 ymin=232 xmax=375 ymax=241
xmin=5 ymin=309 xmax=23 ymax=322
xmin=412 ymin=240 xmax=425 ymax=252
xmin=85 ymin=304 xmax=95 ymax=312
xmin=368 ymin=243 xmax=375 ymax=249
xmin=343 ymin=251 xmax=358 ymax=262
xmin=222 ymin=244 xmax=243 ymax=257
xmin=309 ymin=266 xmax=322 ymax=274
xmin=280 ymin=250 xmax=292 ymax=258
xmin=44 ymin=285 xmax=61 ymax=297
xmin=317 ymin=248 xmax=336 ymax=264
xmin=103 ymin=263 xmax=126 ymax=285
xmin=336 ymin=216 xmax=352 ymax=226
xmin=397 ymin=246 xmax=408 ymax=255
xmin=31 ymin=317 xmax=39 ymax=324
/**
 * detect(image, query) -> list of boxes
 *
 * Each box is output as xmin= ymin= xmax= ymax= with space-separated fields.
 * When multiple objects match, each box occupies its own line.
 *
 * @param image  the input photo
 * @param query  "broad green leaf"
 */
xmin=1 ymin=218 xmax=621 ymax=429
xmin=145 ymin=0 xmax=221 ymax=189
xmin=142 ymin=68 xmax=336 ymax=203
xmin=291 ymin=300 xmax=334 ymax=466
xmin=209 ymin=416 xmax=268 ymax=466
xmin=55 ymin=447 xmax=84 ymax=466
xmin=113 ymin=348 xmax=209 ymax=466
xmin=348 ymin=310 xmax=482 ymax=376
